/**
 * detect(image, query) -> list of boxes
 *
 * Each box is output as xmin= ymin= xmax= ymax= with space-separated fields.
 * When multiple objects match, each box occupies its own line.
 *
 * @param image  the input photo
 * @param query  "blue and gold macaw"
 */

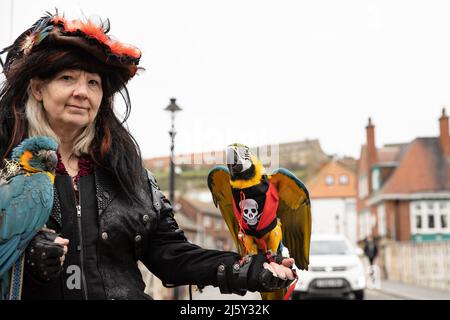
xmin=0 ymin=136 xmax=58 ymax=300
xmin=207 ymin=143 xmax=312 ymax=300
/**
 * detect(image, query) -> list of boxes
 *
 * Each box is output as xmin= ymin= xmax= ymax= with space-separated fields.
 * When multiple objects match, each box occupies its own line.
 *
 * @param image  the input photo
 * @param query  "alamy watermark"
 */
xmin=172 ymin=144 xmax=280 ymax=173
xmin=66 ymin=265 xmax=81 ymax=290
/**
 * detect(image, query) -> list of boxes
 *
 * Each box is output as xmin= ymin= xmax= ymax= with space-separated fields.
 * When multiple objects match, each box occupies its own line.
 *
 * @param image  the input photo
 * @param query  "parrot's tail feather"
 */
xmin=283 ymin=270 xmax=298 ymax=300
xmin=260 ymin=289 xmax=286 ymax=300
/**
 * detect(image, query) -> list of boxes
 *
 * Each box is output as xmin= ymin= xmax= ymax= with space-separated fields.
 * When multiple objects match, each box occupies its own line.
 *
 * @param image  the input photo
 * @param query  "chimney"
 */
xmin=439 ymin=107 xmax=450 ymax=157
xmin=366 ymin=117 xmax=378 ymax=166
xmin=366 ymin=117 xmax=377 ymax=194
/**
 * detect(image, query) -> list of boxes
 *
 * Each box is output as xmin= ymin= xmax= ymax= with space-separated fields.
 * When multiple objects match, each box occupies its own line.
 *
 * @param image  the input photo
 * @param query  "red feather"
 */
xmin=51 ymin=15 xmax=140 ymax=59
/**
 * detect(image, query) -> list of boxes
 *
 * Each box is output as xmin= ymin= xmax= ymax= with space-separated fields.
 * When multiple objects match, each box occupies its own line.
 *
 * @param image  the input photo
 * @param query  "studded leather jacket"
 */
xmin=21 ymin=169 xmax=239 ymax=300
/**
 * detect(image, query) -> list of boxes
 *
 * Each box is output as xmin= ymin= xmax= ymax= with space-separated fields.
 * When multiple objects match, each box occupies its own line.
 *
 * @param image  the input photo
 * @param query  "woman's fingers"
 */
xmin=269 ymin=262 xmax=288 ymax=280
xmin=54 ymin=236 xmax=69 ymax=246
xmin=281 ymin=258 xmax=295 ymax=268
xmin=279 ymin=258 xmax=295 ymax=280
xmin=281 ymin=265 xmax=295 ymax=280
xmin=263 ymin=262 xmax=278 ymax=277
xmin=54 ymin=237 xmax=69 ymax=265
xmin=263 ymin=259 xmax=295 ymax=281
xmin=54 ymin=237 xmax=69 ymax=254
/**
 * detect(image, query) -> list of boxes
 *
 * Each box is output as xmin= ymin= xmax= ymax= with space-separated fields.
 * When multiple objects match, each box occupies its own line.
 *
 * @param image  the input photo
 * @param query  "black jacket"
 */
xmin=22 ymin=169 xmax=239 ymax=300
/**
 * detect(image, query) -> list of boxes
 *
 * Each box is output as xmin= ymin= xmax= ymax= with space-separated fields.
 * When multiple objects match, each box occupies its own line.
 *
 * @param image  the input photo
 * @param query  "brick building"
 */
xmin=176 ymin=192 xmax=235 ymax=251
xmin=356 ymin=109 xmax=450 ymax=242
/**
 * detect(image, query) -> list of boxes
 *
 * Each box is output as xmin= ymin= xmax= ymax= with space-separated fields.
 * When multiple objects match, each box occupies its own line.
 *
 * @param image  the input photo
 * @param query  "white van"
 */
xmin=292 ymin=234 xmax=366 ymax=300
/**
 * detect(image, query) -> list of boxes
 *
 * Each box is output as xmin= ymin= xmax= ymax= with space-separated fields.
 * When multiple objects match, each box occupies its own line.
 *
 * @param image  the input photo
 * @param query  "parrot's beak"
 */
xmin=226 ymin=146 xmax=243 ymax=175
xmin=230 ymin=163 xmax=243 ymax=175
xmin=45 ymin=150 xmax=58 ymax=174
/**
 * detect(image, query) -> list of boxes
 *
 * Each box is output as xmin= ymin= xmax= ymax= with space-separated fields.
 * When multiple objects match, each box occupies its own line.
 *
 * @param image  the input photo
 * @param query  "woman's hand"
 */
xmin=41 ymin=227 xmax=69 ymax=265
xmin=217 ymin=253 xmax=296 ymax=295
xmin=26 ymin=229 xmax=69 ymax=281
xmin=263 ymin=257 xmax=295 ymax=280
xmin=53 ymin=236 xmax=69 ymax=265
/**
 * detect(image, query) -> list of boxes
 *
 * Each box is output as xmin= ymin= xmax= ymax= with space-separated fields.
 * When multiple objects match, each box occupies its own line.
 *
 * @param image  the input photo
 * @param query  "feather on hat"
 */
xmin=1 ymin=10 xmax=141 ymax=82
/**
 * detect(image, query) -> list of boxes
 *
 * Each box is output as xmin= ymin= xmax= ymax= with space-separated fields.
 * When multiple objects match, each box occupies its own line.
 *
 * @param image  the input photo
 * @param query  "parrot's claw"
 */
xmin=264 ymin=251 xmax=285 ymax=264
xmin=238 ymin=255 xmax=253 ymax=266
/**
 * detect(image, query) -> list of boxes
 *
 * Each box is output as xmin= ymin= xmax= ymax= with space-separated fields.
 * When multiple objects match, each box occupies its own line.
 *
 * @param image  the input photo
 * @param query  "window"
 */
xmin=428 ymin=215 xmax=435 ymax=229
xmin=203 ymin=216 xmax=211 ymax=228
xmin=371 ymin=168 xmax=380 ymax=191
xmin=325 ymin=175 xmax=334 ymax=185
xmin=441 ymin=215 xmax=448 ymax=229
xmin=416 ymin=215 xmax=422 ymax=229
xmin=339 ymin=174 xmax=349 ymax=185
xmin=411 ymin=200 xmax=450 ymax=234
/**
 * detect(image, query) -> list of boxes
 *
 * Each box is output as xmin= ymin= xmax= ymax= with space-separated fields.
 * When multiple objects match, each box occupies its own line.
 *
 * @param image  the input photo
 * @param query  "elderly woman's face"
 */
xmin=31 ymin=69 xmax=103 ymax=132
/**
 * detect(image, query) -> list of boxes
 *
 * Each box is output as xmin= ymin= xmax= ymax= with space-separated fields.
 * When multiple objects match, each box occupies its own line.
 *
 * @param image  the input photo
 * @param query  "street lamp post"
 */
xmin=164 ymin=98 xmax=182 ymax=204
xmin=164 ymin=98 xmax=182 ymax=300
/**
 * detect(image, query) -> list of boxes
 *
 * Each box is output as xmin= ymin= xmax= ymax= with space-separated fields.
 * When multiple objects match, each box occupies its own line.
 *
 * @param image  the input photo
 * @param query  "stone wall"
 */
xmin=383 ymin=241 xmax=450 ymax=291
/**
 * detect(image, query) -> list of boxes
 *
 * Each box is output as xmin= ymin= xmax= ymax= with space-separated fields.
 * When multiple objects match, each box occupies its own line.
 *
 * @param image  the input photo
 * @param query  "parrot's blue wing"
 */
xmin=269 ymin=168 xmax=312 ymax=270
xmin=0 ymin=236 xmax=21 ymax=276
xmin=207 ymin=166 xmax=243 ymax=255
xmin=0 ymin=173 xmax=53 ymax=277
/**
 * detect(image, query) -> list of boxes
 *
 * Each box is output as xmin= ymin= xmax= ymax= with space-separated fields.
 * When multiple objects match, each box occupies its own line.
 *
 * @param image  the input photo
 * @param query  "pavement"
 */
xmin=191 ymin=278 xmax=450 ymax=300
xmin=378 ymin=280 xmax=450 ymax=300
xmin=192 ymin=285 xmax=261 ymax=300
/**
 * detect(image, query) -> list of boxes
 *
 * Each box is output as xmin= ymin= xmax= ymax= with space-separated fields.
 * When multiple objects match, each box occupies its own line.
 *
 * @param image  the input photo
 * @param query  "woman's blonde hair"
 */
xmin=25 ymin=91 xmax=96 ymax=157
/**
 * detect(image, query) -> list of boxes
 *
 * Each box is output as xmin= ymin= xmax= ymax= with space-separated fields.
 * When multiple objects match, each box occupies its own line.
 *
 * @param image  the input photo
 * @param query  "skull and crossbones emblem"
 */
xmin=239 ymin=198 xmax=261 ymax=226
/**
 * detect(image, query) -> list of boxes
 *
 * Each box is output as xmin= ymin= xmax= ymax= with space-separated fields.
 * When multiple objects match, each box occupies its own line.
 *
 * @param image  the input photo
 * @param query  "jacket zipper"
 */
xmin=76 ymin=189 xmax=89 ymax=300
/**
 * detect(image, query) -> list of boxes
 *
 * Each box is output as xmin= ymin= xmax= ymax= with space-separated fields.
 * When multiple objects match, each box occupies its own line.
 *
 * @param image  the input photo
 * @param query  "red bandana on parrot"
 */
xmin=231 ymin=176 xmax=279 ymax=238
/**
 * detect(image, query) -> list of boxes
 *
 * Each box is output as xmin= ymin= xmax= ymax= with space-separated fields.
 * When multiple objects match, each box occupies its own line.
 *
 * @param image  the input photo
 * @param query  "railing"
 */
xmin=384 ymin=241 xmax=450 ymax=291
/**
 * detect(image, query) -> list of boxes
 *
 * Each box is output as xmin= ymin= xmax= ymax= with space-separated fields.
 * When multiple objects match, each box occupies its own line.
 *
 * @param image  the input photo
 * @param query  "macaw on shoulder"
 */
xmin=207 ymin=143 xmax=312 ymax=300
xmin=0 ymin=136 xmax=58 ymax=300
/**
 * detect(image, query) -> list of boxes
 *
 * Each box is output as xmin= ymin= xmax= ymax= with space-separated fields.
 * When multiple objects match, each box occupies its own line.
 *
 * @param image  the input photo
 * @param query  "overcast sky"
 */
xmin=1 ymin=0 xmax=449 ymax=160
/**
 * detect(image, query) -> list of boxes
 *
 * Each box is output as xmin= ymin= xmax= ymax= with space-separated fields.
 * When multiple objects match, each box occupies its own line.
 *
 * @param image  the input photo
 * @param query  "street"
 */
xmin=364 ymin=289 xmax=402 ymax=300
xmin=191 ymin=286 xmax=403 ymax=300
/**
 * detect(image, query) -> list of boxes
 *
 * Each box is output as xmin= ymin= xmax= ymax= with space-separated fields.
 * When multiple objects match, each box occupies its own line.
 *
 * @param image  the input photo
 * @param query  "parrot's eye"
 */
xmin=251 ymin=209 xmax=257 ymax=213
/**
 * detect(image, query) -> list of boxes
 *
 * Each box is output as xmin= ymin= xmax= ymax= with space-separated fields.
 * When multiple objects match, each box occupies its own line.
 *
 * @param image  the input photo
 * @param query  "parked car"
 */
xmin=292 ymin=234 xmax=366 ymax=300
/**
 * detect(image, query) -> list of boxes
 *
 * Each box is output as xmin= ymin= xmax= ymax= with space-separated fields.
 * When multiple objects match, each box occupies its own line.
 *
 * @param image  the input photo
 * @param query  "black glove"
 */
xmin=25 ymin=230 xmax=65 ymax=281
xmin=216 ymin=252 xmax=294 ymax=295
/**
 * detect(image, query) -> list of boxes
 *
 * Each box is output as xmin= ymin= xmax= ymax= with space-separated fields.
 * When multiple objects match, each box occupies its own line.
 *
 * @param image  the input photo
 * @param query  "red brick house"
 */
xmin=357 ymin=109 xmax=450 ymax=242
xmin=177 ymin=193 xmax=235 ymax=251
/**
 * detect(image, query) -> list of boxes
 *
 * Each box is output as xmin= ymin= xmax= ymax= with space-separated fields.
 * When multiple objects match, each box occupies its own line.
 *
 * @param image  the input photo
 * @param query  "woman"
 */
xmin=0 ymin=11 xmax=295 ymax=300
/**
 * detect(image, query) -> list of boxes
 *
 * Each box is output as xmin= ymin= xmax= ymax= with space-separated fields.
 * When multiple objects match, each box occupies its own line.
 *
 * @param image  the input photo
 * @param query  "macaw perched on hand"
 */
xmin=207 ymin=143 xmax=312 ymax=300
xmin=0 ymin=136 xmax=58 ymax=300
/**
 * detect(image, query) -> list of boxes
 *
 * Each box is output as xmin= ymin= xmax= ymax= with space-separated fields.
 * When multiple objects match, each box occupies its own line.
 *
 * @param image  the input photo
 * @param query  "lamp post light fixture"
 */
xmin=164 ymin=98 xmax=182 ymax=205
